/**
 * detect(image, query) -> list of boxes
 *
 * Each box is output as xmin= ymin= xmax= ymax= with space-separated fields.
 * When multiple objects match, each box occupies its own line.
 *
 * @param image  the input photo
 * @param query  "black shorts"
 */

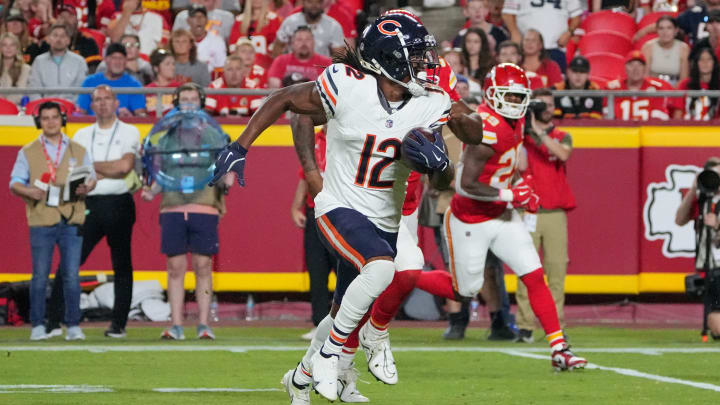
xmin=160 ymin=212 xmax=219 ymax=257
xmin=315 ymin=207 xmax=398 ymax=306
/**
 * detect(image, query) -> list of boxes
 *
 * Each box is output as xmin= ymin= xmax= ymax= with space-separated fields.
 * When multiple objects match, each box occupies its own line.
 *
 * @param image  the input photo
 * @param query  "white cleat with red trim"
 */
xmin=551 ymin=344 xmax=588 ymax=371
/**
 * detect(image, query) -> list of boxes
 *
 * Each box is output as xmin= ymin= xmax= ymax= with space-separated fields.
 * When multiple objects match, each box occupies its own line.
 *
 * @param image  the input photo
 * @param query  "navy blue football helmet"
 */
xmin=358 ymin=14 xmax=439 ymax=97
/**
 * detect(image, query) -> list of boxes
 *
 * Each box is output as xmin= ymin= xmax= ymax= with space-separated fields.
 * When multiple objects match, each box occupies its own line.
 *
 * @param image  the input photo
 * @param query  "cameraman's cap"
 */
xmin=188 ymin=4 xmax=208 ymax=17
xmin=5 ymin=8 xmax=27 ymax=23
xmin=625 ymin=50 xmax=646 ymax=65
xmin=105 ymin=42 xmax=127 ymax=57
xmin=568 ymin=55 xmax=590 ymax=73
xmin=708 ymin=9 xmax=720 ymax=23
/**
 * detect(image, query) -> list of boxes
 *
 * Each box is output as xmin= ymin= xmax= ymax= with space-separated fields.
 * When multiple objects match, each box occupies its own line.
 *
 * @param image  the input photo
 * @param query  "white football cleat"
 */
xmin=281 ymin=369 xmax=311 ymax=405
xmin=359 ymin=322 xmax=398 ymax=385
xmin=337 ymin=363 xmax=369 ymax=403
xmin=551 ymin=344 xmax=588 ymax=371
xmin=310 ymin=350 xmax=339 ymax=401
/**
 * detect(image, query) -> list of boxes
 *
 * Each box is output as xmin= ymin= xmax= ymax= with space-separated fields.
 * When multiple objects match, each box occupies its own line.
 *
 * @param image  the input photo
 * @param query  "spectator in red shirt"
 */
xmin=229 ymin=0 xmax=283 ymax=57
xmin=677 ymin=47 xmax=720 ymax=120
xmin=25 ymin=0 xmax=54 ymax=40
xmin=604 ymin=51 xmax=675 ymax=120
xmin=521 ymin=29 xmax=563 ymax=88
xmin=460 ymin=27 xmax=494 ymax=86
xmin=61 ymin=0 xmax=118 ymax=30
xmin=267 ymin=26 xmax=331 ymax=89
xmin=206 ymin=54 xmax=268 ymax=116
xmin=233 ymin=37 xmax=272 ymax=72
xmin=146 ymin=48 xmax=183 ymax=116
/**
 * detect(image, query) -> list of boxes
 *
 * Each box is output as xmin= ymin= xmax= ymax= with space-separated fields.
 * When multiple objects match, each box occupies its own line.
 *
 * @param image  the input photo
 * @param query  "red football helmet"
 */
xmin=484 ymin=63 xmax=531 ymax=119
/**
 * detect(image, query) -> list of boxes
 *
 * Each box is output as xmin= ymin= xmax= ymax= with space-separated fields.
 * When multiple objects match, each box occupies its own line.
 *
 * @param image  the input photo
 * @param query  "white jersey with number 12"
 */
xmin=313 ymin=63 xmax=451 ymax=232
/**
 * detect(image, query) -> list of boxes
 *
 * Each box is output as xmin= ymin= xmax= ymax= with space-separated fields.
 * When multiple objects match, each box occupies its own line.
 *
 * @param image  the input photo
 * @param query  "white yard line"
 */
xmin=153 ymin=388 xmax=282 ymax=393
xmin=502 ymin=350 xmax=720 ymax=393
xmin=0 ymin=384 xmax=113 ymax=393
xmin=2 ymin=345 xmax=720 ymax=354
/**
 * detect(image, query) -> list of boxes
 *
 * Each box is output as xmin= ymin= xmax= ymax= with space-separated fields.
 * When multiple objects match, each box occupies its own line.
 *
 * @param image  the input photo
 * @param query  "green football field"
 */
xmin=1 ymin=325 xmax=719 ymax=404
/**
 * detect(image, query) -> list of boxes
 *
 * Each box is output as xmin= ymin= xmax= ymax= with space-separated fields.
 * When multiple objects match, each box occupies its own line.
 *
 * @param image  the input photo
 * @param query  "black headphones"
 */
xmin=172 ymin=82 xmax=206 ymax=108
xmin=33 ymin=101 xmax=68 ymax=129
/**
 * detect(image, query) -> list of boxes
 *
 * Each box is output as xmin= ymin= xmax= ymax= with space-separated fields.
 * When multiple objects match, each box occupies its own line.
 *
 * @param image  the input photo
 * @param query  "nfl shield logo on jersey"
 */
xmin=386 ymin=119 xmax=393 ymax=128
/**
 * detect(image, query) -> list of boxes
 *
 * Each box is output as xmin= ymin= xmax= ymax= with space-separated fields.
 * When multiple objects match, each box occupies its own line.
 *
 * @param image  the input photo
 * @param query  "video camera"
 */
xmin=524 ymin=99 xmax=547 ymax=130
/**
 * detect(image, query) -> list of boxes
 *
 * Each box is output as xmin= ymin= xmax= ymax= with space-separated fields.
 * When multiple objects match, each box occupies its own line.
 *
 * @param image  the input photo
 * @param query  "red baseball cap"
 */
xmin=625 ymin=50 xmax=646 ymax=65
xmin=56 ymin=4 xmax=77 ymax=17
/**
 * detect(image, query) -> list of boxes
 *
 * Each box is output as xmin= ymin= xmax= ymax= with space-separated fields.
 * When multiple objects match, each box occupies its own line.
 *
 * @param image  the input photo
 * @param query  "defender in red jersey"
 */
xmin=446 ymin=63 xmax=585 ymax=371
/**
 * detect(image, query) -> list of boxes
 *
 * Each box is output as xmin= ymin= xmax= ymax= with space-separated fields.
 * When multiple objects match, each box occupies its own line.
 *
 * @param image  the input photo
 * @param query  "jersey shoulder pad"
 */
xmin=426 ymin=90 xmax=452 ymax=129
xmin=210 ymin=77 xmax=225 ymax=89
xmin=315 ymin=63 xmax=369 ymax=118
xmin=648 ymin=77 xmax=673 ymax=90
xmin=479 ymin=110 xmax=502 ymax=128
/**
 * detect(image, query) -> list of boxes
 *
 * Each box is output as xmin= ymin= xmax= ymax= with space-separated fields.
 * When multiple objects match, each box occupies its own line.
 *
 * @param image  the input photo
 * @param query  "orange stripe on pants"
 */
xmin=317 ymin=215 xmax=366 ymax=271
xmin=444 ymin=209 xmax=459 ymax=293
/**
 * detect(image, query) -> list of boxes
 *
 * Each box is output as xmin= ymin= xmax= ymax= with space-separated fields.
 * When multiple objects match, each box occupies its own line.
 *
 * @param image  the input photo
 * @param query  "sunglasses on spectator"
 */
xmin=123 ymin=42 xmax=140 ymax=48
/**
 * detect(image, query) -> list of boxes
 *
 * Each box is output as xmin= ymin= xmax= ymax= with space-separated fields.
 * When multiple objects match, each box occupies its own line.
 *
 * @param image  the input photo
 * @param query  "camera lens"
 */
xmin=698 ymin=169 xmax=720 ymax=194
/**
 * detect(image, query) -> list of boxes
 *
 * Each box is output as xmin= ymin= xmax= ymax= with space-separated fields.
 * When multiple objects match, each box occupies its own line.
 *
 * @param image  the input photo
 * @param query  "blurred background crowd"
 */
xmin=0 ymin=0 xmax=718 ymax=121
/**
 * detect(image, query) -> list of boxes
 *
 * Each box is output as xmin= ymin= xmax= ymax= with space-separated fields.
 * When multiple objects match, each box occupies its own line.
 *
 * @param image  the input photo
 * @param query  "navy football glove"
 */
xmin=210 ymin=142 xmax=247 ymax=187
xmin=403 ymin=128 xmax=449 ymax=173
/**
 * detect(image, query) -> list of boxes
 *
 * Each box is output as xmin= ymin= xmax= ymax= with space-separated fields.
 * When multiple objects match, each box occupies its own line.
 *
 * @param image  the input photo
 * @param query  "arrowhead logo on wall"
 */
xmin=643 ymin=164 xmax=700 ymax=258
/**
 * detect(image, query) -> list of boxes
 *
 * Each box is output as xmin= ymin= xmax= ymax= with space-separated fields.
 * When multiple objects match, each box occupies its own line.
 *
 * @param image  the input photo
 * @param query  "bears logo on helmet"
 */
xmin=483 ymin=63 xmax=531 ymax=119
xmin=358 ymin=14 xmax=440 ymax=97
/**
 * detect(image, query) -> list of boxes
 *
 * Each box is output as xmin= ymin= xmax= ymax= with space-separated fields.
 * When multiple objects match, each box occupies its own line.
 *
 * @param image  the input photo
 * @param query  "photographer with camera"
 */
xmin=676 ymin=157 xmax=720 ymax=340
xmin=515 ymin=88 xmax=576 ymax=343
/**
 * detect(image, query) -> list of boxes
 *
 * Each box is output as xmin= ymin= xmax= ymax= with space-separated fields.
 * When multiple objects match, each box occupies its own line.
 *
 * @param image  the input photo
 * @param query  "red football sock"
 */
xmin=520 ymin=268 xmax=565 ymax=349
xmin=369 ymin=270 xmax=421 ymax=326
xmin=415 ymin=270 xmax=456 ymax=300
xmin=344 ymin=312 xmax=369 ymax=350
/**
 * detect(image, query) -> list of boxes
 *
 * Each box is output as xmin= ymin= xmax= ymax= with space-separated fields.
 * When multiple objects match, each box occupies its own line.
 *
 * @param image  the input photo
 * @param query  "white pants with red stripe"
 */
xmin=443 ymin=208 xmax=541 ymax=298
xmin=395 ymin=208 xmax=425 ymax=271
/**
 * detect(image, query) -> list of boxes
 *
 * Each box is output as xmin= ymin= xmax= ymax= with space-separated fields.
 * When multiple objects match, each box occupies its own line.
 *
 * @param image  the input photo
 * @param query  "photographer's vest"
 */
xmin=22 ymin=138 xmax=87 ymax=227
xmin=160 ymin=186 xmax=226 ymax=215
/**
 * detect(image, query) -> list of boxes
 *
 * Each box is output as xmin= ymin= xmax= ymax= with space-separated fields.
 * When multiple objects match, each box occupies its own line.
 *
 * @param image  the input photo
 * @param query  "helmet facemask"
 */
xmin=486 ymin=84 xmax=530 ymax=119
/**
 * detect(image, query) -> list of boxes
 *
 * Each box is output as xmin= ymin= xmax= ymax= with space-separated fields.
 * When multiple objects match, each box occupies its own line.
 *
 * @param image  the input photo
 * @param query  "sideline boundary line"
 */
xmin=2 ymin=345 xmax=720 ymax=354
xmin=503 ymin=350 xmax=720 ymax=393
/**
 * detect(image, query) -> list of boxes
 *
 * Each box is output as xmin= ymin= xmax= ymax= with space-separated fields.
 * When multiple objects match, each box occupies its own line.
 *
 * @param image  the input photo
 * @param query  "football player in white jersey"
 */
xmin=210 ymin=14 xmax=484 ymax=404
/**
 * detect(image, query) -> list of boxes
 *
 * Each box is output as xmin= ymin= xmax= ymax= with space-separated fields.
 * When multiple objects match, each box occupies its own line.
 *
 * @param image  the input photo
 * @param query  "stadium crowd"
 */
xmin=0 ymin=0 xmax=720 ymax=120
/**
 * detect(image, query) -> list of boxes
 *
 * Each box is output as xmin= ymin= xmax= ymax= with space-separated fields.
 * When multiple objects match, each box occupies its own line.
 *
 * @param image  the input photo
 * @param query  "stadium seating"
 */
xmin=24 ymin=98 xmax=77 ymax=116
xmin=578 ymin=31 xmax=633 ymax=57
xmin=0 ymin=98 xmax=19 ymax=115
xmin=79 ymin=28 xmax=107 ymax=52
xmin=633 ymin=33 xmax=659 ymax=50
xmin=637 ymin=11 xmax=678 ymax=31
xmin=586 ymin=52 xmax=626 ymax=81
xmin=581 ymin=10 xmax=636 ymax=38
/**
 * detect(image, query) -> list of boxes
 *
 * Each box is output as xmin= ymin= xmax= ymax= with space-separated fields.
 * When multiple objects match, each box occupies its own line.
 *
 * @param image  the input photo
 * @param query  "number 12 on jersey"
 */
xmin=354 ymin=134 xmax=402 ymax=189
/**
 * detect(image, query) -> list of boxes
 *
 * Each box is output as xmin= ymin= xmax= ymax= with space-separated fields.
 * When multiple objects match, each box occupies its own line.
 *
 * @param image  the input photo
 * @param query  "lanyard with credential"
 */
xmin=41 ymin=136 xmax=63 ymax=184
xmin=91 ymin=121 xmax=120 ymax=162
